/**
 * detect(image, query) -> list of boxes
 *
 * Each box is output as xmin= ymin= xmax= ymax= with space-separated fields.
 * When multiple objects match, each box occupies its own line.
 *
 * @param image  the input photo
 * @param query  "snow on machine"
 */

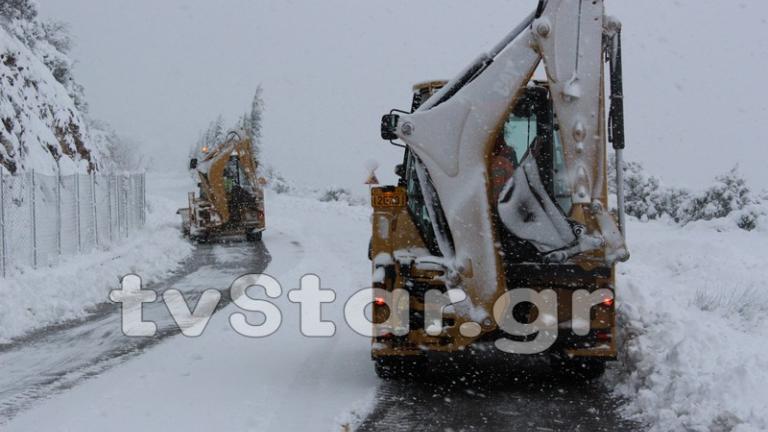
xmin=178 ymin=131 xmax=266 ymax=242
xmin=369 ymin=0 xmax=629 ymax=379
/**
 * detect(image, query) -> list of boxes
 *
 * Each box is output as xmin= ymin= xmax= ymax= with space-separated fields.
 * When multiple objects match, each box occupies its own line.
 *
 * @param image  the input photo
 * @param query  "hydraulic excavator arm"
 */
xmin=380 ymin=0 xmax=629 ymax=315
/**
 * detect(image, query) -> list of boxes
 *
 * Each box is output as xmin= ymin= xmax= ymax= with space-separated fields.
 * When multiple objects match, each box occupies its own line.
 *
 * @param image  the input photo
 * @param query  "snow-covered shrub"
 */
xmin=610 ymin=158 xmax=763 ymax=230
xmin=319 ymin=187 xmax=352 ymax=203
xmin=262 ymin=165 xmax=291 ymax=194
xmin=680 ymin=167 xmax=753 ymax=223
xmin=0 ymin=0 xmax=37 ymax=23
xmin=610 ymin=159 xmax=689 ymax=221
xmin=735 ymin=208 xmax=760 ymax=231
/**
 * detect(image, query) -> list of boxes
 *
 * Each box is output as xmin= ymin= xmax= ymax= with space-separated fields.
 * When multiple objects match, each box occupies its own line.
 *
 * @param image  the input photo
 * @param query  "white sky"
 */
xmin=37 ymin=0 xmax=768 ymax=191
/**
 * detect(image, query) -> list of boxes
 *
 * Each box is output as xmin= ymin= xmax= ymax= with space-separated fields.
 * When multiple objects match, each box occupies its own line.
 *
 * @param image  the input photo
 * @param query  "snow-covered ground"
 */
xmin=4 ymin=179 xmax=380 ymax=431
xmin=610 ymin=218 xmax=768 ymax=432
xmin=0 ymin=173 xmax=192 ymax=342
xmin=2 ymin=172 xmax=767 ymax=431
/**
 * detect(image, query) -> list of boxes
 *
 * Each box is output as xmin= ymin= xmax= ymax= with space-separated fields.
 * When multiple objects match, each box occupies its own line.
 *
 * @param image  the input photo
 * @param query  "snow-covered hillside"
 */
xmin=0 ymin=2 xmax=108 ymax=174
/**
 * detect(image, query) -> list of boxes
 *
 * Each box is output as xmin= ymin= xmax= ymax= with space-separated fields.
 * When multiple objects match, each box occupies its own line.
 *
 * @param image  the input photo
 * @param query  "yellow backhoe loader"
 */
xmin=370 ymin=0 xmax=629 ymax=379
xmin=178 ymin=131 xmax=266 ymax=242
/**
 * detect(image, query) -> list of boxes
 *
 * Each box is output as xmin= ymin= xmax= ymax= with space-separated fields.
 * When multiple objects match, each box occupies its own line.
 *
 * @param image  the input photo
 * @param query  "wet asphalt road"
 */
xmin=358 ymin=355 xmax=643 ymax=432
xmin=0 ymin=241 xmax=270 ymax=424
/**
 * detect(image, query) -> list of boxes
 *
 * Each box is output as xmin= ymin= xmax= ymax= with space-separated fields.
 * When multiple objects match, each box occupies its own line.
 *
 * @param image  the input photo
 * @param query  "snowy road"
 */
xmin=0 ymin=241 xmax=270 ymax=424
xmin=1 ymin=189 xmax=645 ymax=431
xmin=359 ymin=358 xmax=641 ymax=432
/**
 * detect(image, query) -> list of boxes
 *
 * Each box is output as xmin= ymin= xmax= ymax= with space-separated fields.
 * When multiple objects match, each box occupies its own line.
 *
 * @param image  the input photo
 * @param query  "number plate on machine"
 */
xmin=371 ymin=188 xmax=406 ymax=208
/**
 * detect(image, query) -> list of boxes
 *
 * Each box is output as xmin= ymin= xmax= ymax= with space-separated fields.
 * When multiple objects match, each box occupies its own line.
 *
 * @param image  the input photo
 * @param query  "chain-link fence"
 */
xmin=0 ymin=168 xmax=146 ymax=277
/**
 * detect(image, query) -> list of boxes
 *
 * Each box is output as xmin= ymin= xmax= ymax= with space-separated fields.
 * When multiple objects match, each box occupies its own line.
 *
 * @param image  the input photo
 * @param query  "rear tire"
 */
xmin=190 ymin=233 xmax=209 ymax=244
xmin=374 ymin=356 xmax=426 ymax=380
xmin=246 ymin=231 xmax=263 ymax=242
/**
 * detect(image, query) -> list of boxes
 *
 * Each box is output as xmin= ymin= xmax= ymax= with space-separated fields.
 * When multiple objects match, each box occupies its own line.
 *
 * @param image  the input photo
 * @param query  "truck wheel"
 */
xmin=191 ymin=234 xmax=208 ymax=244
xmin=247 ymin=231 xmax=263 ymax=242
xmin=552 ymin=357 xmax=606 ymax=381
xmin=374 ymin=356 xmax=426 ymax=380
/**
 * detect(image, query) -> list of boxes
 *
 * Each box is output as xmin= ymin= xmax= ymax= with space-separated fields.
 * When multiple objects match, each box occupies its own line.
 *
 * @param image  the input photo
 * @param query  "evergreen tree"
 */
xmin=192 ymin=86 xmax=266 ymax=172
xmin=247 ymin=85 xmax=264 ymax=160
xmin=212 ymin=115 xmax=225 ymax=146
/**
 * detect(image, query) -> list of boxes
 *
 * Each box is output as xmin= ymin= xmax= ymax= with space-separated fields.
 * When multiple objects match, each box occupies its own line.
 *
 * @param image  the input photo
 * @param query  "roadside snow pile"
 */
xmin=0 ymin=172 xmax=192 ymax=342
xmin=610 ymin=219 xmax=768 ymax=431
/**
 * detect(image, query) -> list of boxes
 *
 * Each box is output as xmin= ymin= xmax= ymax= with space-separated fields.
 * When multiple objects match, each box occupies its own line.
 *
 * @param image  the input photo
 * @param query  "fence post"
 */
xmin=127 ymin=175 xmax=130 ymax=236
xmin=123 ymin=175 xmax=129 ymax=236
xmin=91 ymin=173 xmax=99 ymax=247
xmin=0 ymin=166 xmax=5 ymax=278
xmin=124 ymin=175 xmax=128 ymax=236
xmin=142 ymin=173 xmax=147 ymax=226
xmin=117 ymin=175 xmax=123 ymax=238
xmin=31 ymin=170 xmax=37 ymax=269
xmin=75 ymin=173 xmax=81 ymax=253
xmin=56 ymin=166 xmax=62 ymax=256
xmin=129 ymin=175 xmax=134 ymax=231
xmin=107 ymin=174 xmax=113 ymax=242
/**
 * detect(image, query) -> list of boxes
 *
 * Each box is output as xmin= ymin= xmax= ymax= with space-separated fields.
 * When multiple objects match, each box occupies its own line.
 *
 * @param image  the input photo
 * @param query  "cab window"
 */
xmin=491 ymin=86 xmax=572 ymax=215
xmin=502 ymin=113 xmax=537 ymax=165
xmin=404 ymin=151 xmax=443 ymax=255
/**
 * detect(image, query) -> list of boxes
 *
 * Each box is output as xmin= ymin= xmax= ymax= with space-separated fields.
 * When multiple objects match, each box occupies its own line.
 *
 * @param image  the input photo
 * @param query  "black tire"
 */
xmin=191 ymin=234 xmax=208 ymax=244
xmin=246 ymin=231 xmax=263 ymax=242
xmin=552 ymin=356 xmax=606 ymax=381
xmin=374 ymin=356 xmax=426 ymax=380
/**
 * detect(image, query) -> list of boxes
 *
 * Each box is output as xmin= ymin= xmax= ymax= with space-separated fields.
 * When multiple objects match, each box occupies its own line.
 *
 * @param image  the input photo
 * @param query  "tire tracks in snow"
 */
xmin=0 ymin=241 xmax=271 ymax=424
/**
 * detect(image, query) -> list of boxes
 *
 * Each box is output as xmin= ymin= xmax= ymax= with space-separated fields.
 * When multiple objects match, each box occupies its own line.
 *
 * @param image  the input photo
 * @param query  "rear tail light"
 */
xmin=596 ymin=330 xmax=612 ymax=342
xmin=373 ymin=297 xmax=390 ymax=324
xmin=601 ymin=298 xmax=614 ymax=307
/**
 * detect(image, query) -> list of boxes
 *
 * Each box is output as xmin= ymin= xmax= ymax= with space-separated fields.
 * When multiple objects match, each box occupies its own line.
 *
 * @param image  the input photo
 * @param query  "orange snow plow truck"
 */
xmin=179 ymin=131 xmax=266 ymax=242
xmin=369 ymin=0 xmax=630 ymax=380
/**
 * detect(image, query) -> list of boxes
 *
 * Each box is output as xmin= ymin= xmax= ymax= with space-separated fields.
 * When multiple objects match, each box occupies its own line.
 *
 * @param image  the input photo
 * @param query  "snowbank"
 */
xmin=0 ymin=172 xmax=193 ymax=342
xmin=610 ymin=218 xmax=768 ymax=432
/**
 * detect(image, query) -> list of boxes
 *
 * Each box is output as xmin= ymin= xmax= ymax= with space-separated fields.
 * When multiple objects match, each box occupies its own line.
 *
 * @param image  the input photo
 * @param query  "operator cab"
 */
xmin=395 ymin=80 xmax=573 ymax=263
xmin=491 ymin=82 xmax=574 ymax=264
xmin=490 ymin=82 xmax=572 ymax=216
